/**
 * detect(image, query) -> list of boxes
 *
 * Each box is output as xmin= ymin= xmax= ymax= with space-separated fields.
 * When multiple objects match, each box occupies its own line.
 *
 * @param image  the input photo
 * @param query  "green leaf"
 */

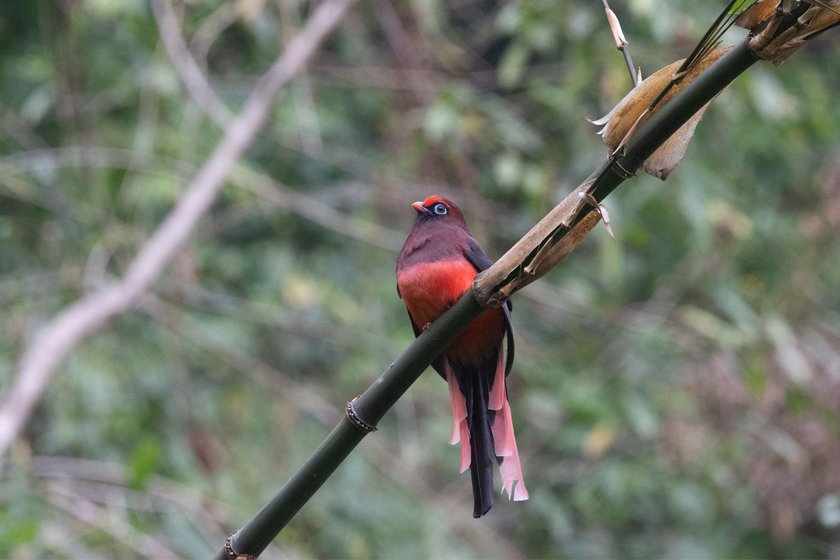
xmin=728 ymin=0 xmax=757 ymax=15
xmin=129 ymin=436 xmax=162 ymax=490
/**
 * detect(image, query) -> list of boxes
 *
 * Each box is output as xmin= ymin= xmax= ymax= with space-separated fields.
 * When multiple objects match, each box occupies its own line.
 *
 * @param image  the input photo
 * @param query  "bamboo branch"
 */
xmin=600 ymin=0 xmax=638 ymax=85
xmin=216 ymin=293 xmax=484 ymax=560
xmin=214 ymin=34 xmax=788 ymax=560
xmin=0 ymin=0 xmax=359 ymax=457
xmin=474 ymin=40 xmax=759 ymax=305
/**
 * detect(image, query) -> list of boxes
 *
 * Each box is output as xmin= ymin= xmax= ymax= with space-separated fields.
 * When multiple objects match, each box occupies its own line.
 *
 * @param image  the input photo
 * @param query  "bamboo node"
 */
xmin=611 ymin=158 xmax=636 ymax=179
xmin=222 ymin=536 xmax=256 ymax=560
xmin=346 ymin=398 xmax=377 ymax=432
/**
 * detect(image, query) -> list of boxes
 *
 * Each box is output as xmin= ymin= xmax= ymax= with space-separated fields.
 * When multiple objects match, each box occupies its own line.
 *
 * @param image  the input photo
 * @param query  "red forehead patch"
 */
xmin=423 ymin=195 xmax=446 ymax=207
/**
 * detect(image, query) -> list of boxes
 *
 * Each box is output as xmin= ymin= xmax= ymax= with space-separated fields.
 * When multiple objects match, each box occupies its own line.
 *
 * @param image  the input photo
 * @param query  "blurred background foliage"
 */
xmin=1 ymin=0 xmax=840 ymax=558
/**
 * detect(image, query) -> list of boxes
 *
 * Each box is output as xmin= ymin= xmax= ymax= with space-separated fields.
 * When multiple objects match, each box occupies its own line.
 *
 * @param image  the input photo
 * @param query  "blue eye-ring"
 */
xmin=433 ymin=203 xmax=448 ymax=215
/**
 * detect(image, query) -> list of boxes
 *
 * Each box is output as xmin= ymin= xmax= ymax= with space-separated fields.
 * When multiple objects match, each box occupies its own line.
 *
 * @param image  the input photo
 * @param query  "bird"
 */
xmin=396 ymin=195 xmax=528 ymax=518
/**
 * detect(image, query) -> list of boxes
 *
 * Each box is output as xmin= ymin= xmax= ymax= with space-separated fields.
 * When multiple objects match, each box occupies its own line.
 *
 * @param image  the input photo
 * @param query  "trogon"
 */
xmin=396 ymin=195 xmax=528 ymax=518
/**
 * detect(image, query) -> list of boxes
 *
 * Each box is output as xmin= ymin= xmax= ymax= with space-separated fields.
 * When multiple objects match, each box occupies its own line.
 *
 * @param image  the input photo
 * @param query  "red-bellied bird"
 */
xmin=396 ymin=195 xmax=528 ymax=518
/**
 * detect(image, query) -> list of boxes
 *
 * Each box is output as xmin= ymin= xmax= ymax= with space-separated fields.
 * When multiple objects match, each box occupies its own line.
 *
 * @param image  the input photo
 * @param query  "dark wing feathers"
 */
xmin=463 ymin=236 xmax=515 ymax=377
xmin=464 ymin=236 xmax=494 ymax=272
xmin=501 ymin=303 xmax=515 ymax=377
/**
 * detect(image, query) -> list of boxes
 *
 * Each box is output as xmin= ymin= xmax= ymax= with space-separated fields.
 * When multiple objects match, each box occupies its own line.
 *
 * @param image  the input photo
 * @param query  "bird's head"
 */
xmin=410 ymin=195 xmax=467 ymax=228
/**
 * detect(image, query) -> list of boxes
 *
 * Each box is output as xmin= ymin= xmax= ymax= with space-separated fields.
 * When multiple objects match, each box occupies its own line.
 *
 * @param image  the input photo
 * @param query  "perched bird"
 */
xmin=396 ymin=195 xmax=528 ymax=518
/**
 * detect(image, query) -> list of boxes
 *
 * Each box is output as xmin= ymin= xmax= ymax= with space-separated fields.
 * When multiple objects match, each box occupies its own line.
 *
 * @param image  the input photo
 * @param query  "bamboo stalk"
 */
xmin=216 ymin=293 xmax=484 ymax=560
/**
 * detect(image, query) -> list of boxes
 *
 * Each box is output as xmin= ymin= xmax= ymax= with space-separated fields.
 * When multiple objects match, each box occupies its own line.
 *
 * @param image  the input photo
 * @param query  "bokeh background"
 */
xmin=2 ymin=0 xmax=840 ymax=557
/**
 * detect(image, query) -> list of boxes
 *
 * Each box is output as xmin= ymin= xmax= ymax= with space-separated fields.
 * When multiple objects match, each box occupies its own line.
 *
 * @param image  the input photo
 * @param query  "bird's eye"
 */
xmin=433 ymin=203 xmax=448 ymax=215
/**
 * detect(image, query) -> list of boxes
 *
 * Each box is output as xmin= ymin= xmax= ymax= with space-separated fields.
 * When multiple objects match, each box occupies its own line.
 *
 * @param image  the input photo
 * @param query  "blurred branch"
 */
xmin=189 ymin=2 xmax=239 ymax=68
xmin=280 ymin=1 xmax=325 ymax=153
xmin=0 ymin=99 xmax=51 ymax=150
xmin=151 ymin=0 xmax=234 ymax=126
xmin=0 ymin=0 xmax=359 ymax=457
xmin=43 ymin=486 xmax=180 ymax=559
xmin=374 ymin=0 xmax=438 ymax=104
xmin=0 ymin=146 xmax=195 ymax=176
xmin=234 ymin=165 xmax=404 ymax=251
xmin=13 ymin=456 xmax=286 ymax=558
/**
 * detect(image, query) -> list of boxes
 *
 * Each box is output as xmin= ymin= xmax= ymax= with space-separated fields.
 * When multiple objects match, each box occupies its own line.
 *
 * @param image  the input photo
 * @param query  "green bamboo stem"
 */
xmin=220 ymin=420 xmax=365 ymax=559
xmin=217 ymin=38 xmax=766 ymax=560
xmin=216 ymin=293 xmax=484 ymax=559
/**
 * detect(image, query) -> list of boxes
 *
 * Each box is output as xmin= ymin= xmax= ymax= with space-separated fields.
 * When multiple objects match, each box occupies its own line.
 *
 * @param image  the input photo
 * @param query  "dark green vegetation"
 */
xmin=2 ymin=1 xmax=839 ymax=558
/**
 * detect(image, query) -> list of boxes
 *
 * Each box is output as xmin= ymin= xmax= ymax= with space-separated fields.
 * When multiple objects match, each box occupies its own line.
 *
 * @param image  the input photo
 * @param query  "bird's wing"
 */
xmin=463 ymin=236 xmax=515 ymax=377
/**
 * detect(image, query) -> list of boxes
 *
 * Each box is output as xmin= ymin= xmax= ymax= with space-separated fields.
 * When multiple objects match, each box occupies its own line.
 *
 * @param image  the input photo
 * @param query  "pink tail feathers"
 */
xmin=488 ymin=349 xmax=506 ymax=410
xmin=446 ymin=362 xmax=471 ymax=473
xmin=444 ymin=356 xmax=529 ymax=501
xmin=492 ymin=398 xmax=529 ymax=501
xmin=489 ymin=350 xmax=528 ymax=501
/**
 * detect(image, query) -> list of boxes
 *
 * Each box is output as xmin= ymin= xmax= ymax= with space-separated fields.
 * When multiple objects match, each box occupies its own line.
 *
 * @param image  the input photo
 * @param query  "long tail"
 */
xmin=445 ymin=352 xmax=528 ymax=518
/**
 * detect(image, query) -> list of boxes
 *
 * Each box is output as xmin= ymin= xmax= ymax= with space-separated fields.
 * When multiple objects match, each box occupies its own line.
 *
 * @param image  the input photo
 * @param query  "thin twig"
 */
xmin=600 ymin=0 xmax=638 ymax=86
xmin=649 ymin=0 xmax=751 ymax=111
xmin=0 ymin=0 xmax=359 ymax=457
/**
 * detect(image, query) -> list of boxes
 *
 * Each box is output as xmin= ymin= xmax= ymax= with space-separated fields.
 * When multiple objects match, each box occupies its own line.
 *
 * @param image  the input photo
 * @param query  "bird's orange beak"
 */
xmin=411 ymin=201 xmax=431 ymax=214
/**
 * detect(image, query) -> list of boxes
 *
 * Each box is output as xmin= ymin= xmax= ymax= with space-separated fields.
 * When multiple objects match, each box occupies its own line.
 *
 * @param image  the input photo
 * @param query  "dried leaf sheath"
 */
xmin=592 ymin=47 xmax=732 ymax=179
xmin=740 ymin=1 xmax=840 ymax=64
